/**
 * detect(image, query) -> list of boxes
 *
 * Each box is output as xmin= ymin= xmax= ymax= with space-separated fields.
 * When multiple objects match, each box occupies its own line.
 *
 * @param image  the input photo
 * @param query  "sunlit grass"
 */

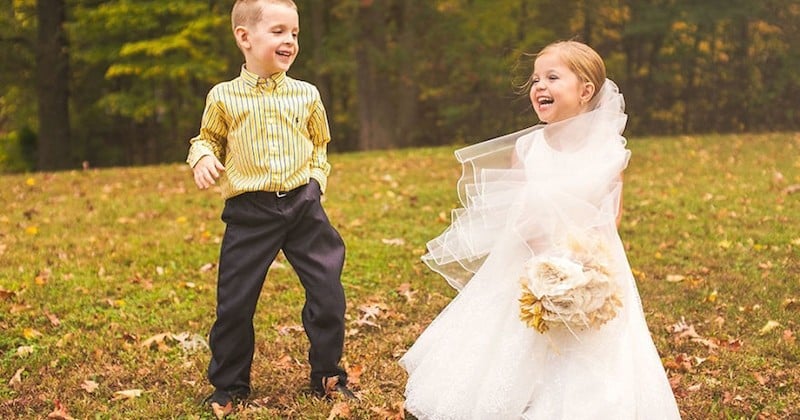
xmin=1 ymin=132 xmax=798 ymax=418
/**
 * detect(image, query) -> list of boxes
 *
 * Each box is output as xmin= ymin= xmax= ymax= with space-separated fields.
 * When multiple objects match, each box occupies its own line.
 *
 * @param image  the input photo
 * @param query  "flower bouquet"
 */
xmin=519 ymin=232 xmax=622 ymax=334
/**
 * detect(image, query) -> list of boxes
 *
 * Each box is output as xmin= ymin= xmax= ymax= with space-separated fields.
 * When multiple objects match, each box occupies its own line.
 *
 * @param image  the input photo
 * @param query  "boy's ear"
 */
xmin=234 ymin=26 xmax=250 ymax=50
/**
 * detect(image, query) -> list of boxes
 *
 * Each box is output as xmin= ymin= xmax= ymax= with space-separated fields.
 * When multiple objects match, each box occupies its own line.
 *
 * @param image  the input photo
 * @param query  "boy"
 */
xmin=187 ymin=0 xmax=354 ymax=415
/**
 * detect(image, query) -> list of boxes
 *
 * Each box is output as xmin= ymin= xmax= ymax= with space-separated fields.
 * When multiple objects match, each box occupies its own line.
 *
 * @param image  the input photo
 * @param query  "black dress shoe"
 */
xmin=203 ymin=389 xmax=249 ymax=419
xmin=329 ymin=382 xmax=358 ymax=400
xmin=312 ymin=376 xmax=358 ymax=400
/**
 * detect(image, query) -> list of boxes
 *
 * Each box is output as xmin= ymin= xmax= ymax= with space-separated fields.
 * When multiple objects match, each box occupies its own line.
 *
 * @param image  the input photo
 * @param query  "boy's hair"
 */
xmin=231 ymin=0 xmax=297 ymax=33
xmin=536 ymin=41 xmax=606 ymax=100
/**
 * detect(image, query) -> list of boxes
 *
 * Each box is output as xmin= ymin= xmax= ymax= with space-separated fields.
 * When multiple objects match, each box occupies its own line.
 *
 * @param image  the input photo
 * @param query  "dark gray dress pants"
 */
xmin=207 ymin=179 xmax=347 ymax=394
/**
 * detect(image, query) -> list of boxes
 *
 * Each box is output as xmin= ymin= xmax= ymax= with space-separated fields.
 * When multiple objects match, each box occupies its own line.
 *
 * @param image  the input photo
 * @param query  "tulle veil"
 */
xmin=422 ymin=79 xmax=630 ymax=290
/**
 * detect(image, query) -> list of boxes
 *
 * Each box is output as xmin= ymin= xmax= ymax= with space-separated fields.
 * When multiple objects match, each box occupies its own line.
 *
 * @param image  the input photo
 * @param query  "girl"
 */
xmin=400 ymin=41 xmax=681 ymax=419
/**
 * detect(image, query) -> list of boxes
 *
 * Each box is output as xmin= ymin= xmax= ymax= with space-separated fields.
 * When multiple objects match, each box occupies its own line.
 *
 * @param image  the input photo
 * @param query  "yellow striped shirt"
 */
xmin=187 ymin=66 xmax=332 ymax=199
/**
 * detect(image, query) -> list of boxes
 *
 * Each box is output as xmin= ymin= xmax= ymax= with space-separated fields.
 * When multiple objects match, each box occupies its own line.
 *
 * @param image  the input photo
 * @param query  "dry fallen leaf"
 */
xmin=46 ymin=400 xmax=76 ymax=420
xmin=81 ymin=380 xmax=99 ymax=394
xmin=759 ymin=320 xmax=781 ymax=335
xmin=56 ymin=333 xmax=74 ymax=348
xmin=130 ymin=274 xmax=154 ymax=290
xmin=327 ymin=401 xmax=351 ymax=419
xmin=323 ymin=375 xmax=339 ymax=395
xmin=172 ymin=332 xmax=208 ymax=353
xmin=705 ymin=290 xmax=718 ymax=303
xmin=44 ymin=309 xmax=61 ymax=327
xmin=35 ymin=269 xmax=51 ymax=285
xmin=668 ymin=318 xmax=701 ymax=340
xmin=353 ymin=318 xmax=380 ymax=329
xmin=22 ymin=328 xmax=43 ymax=340
xmin=211 ymin=401 xmax=234 ymax=419
xmin=274 ymin=354 xmax=297 ymax=370
xmin=664 ymin=353 xmax=694 ymax=373
xmin=753 ymin=372 xmax=769 ymax=386
xmin=10 ymin=304 xmax=32 ymax=314
xmin=772 ymin=171 xmax=785 ymax=185
xmin=16 ymin=345 xmax=34 ymax=357
xmin=141 ymin=333 xmax=173 ymax=351
xmin=783 ymin=298 xmax=799 ymax=311
xmin=369 ymin=401 xmax=405 ymax=420
xmin=723 ymin=339 xmax=743 ymax=351
xmin=381 ymin=238 xmax=406 ymax=246
xmin=783 ymin=184 xmax=800 ymax=195
xmin=0 ymin=287 xmax=16 ymax=300
xmin=346 ymin=364 xmax=364 ymax=386
xmin=8 ymin=368 xmax=23 ymax=386
xmin=277 ymin=324 xmax=305 ymax=335
xmin=112 ymin=389 xmax=143 ymax=400
xmin=358 ymin=304 xmax=384 ymax=320
xmin=782 ymin=329 xmax=796 ymax=344
xmin=396 ymin=283 xmax=417 ymax=303
xmin=665 ymin=274 xmax=685 ymax=283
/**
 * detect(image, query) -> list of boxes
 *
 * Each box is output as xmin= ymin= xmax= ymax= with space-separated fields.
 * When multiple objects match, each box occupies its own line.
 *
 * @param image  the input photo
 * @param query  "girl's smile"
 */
xmin=530 ymin=53 xmax=593 ymax=123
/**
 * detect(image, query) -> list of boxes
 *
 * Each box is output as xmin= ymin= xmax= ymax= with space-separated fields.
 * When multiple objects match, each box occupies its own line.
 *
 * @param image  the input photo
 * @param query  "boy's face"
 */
xmin=235 ymin=2 xmax=299 ymax=77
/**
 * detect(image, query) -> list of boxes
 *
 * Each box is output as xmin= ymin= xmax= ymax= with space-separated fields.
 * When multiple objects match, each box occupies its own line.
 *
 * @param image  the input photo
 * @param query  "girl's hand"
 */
xmin=192 ymin=155 xmax=225 ymax=189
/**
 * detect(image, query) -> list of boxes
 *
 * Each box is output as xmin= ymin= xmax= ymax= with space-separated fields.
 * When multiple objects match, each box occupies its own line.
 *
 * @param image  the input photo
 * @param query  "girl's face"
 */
xmin=529 ymin=52 xmax=594 ymax=123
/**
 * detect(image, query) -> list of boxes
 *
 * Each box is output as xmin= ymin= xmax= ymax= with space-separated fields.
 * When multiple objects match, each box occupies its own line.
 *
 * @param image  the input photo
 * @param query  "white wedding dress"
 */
xmin=400 ymin=80 xmax=681 ymax=420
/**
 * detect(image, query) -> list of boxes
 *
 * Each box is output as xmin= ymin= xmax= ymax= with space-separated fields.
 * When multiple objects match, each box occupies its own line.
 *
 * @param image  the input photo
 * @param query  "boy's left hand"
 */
xmin=192 ymin=155 xmax=226 ymax=190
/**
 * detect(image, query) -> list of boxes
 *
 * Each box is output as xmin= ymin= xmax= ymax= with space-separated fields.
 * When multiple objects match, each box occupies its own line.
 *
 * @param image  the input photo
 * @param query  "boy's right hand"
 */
xmin=192 ymin=155 xmax=225 ymax=190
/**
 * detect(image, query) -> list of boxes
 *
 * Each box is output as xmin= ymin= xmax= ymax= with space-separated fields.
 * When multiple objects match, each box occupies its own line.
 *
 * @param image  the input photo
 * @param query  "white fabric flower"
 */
xmin=524 ymin=255 xmax=588 ymax=297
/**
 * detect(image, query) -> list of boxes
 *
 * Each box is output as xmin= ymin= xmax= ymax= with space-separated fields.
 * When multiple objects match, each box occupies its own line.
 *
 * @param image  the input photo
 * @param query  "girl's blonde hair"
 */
xmin=531 ymin=40 xmax=606 ymax=100
xmin=231 ymin=0 xmax=297 ymax=33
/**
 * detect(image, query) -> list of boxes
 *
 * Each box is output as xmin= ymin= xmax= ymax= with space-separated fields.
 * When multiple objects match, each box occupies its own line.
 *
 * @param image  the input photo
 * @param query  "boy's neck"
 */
xmin=244 ymin=63 xmax=285 ymax=79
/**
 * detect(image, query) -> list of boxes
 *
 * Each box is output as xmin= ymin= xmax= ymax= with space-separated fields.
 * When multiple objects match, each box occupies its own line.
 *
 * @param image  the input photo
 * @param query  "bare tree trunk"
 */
xmin=395 ymin=0 xmax=419 ymax=147
xmin=36 ymin=0 xmax=71 ymax=170
xmin=354 ymin=1 xmax=393 ymax=150
xmin=310 ymin=0 xmax=331 ymax=107
xmin=735 ymin=17 xmax=750 ymax=131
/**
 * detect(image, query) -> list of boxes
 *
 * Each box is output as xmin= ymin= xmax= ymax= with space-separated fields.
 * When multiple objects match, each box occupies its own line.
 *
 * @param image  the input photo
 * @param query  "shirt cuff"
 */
xmin=310 ymin=168 xmax=328 ymax=194
xmin=187 ymin=145 xmax=215 ymax=168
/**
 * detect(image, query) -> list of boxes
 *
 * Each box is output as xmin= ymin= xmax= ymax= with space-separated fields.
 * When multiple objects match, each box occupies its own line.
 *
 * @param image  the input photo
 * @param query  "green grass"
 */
xmin=1 ymin=133 xmax=799 ymax=419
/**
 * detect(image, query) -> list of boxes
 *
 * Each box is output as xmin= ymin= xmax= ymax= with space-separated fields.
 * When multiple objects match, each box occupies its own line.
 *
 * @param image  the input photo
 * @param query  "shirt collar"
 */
xmin=240 ymin=65 xmax=287 ymax=91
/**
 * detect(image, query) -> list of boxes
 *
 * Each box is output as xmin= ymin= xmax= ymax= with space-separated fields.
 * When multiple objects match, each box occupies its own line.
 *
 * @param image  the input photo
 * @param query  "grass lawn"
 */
xmin=0 ymin=132 xmax=798 ymax=419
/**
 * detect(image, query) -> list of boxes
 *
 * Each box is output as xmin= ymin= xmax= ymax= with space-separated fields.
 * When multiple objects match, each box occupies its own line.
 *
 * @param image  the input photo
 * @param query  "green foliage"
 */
xmin=64 ymin=0 xmax=238 ymax=166
xmin=0 ymin=127 xmax=35 ymax=172
xmin=0 ymin=0 xmax=37 ymax=173
xmin=1 ymin=0 xmax=800 ymax=170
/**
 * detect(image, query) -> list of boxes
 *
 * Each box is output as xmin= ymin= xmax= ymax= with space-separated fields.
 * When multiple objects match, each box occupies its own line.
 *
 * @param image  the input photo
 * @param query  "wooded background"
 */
xmin=1 ymin=0 xmax=798 ymax=172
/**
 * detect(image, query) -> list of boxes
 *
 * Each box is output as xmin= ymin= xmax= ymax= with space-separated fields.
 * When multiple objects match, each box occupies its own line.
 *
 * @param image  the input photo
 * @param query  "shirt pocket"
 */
xmin=285 ymin=106 xmax=311 ymax=136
